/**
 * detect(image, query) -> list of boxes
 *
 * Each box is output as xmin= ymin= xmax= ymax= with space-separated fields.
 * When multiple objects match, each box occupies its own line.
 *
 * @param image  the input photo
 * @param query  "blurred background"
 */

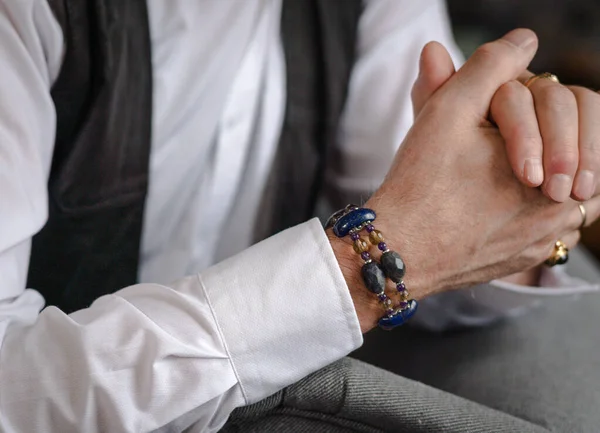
xmin=448 ymin=0 xmax=600 ymax=259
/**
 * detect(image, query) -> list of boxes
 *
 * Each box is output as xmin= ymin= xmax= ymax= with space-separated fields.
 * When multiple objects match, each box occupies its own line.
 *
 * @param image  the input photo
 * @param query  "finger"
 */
xmin=411 ymin=41 xmax=456 ymax=118
xmin=572 ymin=193 xmax=600 ymax=229
xmin=569 ymin=86 xmax=600 ymax=201
xmin=490 ymin=80 xmax=544 ymax=186
xmin=527 ymin=78 xmax=579 ymax=202
xmin=559 ymin=194 xmax=600 ymax=233
xmin=444 ymin=29 xmax=538 ymax=117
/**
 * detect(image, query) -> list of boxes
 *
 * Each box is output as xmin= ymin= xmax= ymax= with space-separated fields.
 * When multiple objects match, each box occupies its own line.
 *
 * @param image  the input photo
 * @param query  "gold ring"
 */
xmin=524 ymin=72 xmax=560 ymax=88
xmin=578 ymin=203 xmax=587 ymax=229
xmin=545 ymin=240 xmax=569 ymax=267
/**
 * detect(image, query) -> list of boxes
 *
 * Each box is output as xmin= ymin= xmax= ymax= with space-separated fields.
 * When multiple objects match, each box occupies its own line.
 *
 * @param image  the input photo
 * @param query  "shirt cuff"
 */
xmin=199 ymin=218 xmax=363 ymax=404
xmin=413 ymin=255 xmax=600 ymax=331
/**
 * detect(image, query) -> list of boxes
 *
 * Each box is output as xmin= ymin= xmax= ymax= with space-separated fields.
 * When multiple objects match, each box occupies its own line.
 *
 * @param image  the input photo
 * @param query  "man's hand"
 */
xmin=334 ymin=29 xmax=600 ymax=332
xmin=414 ymin=32 xmax=600 ymax=203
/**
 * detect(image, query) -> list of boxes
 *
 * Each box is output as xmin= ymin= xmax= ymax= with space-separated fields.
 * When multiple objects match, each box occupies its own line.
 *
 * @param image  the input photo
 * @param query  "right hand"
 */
xmin=334 ymin=29 xmax=600 ymax=332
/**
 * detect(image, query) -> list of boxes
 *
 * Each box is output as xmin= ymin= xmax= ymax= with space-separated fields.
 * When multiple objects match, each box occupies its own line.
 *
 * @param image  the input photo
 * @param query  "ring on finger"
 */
xmin=578 ymin=203 xmax=587 ymax=229
xmin=545 ymin=240 xmax=569 ymax=267
xmin=524 ymin=72 xmax=560 ymax=88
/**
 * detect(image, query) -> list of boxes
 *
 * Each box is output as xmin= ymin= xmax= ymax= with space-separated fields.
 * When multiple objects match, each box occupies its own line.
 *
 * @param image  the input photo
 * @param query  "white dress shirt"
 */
xmin=0 ymin=0 xmax=597 ymax=432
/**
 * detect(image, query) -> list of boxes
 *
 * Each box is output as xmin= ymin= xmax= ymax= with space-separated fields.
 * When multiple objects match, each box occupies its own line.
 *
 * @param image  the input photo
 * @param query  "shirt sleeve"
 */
xmin=0 ymin=3 xmax=362 ymax=432
xmin=328 ymin=0 xmax=464 ymax=206
xmin=334 ymin=0 xmax=599 ymax=332
xmin=1 ymin=220 xmax=362 ymax=433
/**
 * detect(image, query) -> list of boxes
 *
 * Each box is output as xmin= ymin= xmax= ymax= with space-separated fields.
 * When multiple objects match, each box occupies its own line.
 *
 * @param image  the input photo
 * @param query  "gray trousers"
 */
xmin=222 ymin=248 xmax=600 ymax=432
xmin=221 ymin=358 xmax=547 ymax=432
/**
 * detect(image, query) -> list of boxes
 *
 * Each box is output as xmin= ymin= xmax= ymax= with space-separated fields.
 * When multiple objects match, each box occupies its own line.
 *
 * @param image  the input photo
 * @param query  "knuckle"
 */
xmin=493 ymin=81 xmax=531 ymax=109
xmin=499 ymin=80 xmax=529 ymax=99
xmin=547 ymin=150 xmax=579 ymax=173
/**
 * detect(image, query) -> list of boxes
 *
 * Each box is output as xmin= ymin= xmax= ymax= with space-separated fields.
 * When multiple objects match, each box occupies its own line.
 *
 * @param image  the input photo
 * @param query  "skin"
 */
xmin=329 ymin=29 xmax=600 ymax=333
xmin=415 ymin=33 xmax=600 ymax=204
xmin=416 ymin=32 xmax=600 ymax=286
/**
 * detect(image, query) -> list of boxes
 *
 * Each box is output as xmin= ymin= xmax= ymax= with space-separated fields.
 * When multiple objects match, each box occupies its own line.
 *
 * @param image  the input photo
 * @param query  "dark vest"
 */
xmin=27 ymin=0 xmax=362 ymax=313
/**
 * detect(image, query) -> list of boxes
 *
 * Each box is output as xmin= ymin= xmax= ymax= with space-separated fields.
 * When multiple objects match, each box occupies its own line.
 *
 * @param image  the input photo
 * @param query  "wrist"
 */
xmin=363 ymin=195 xmax=434 ymax=299
xmin=326 ymin=200 xmax=426 ymax=332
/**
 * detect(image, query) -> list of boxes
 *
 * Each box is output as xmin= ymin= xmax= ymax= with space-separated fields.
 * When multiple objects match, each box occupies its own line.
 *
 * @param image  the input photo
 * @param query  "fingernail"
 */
xmin=503 ymin=29 xmax=537 ymax=49
xmin=546 ymin=174 xmax=573 ymax=202
xmin=575 ymin=170 xmax=595 ymax=200
xmin=523 ymin=158 xmax=544 ymax=185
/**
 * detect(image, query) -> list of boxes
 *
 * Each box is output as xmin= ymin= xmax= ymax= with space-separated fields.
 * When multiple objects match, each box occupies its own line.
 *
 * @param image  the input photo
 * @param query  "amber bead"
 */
xmin=353 ymin=238 xmax=370 ymax=254
xmin=369 ymin=230 xmax=385 ymax=245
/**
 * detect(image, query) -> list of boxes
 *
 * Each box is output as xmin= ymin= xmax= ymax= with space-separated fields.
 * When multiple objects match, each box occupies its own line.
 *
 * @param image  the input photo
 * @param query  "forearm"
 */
xmin=1 ymin=220 xmax=363 ymax=432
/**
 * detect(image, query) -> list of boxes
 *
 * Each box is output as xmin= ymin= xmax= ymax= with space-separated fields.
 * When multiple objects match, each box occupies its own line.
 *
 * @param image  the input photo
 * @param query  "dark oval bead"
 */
xmin=332 ymin=208 xmax=376 ymax=238
xmin=378 ymin=300 xmax=418 ymax=330
xmin=361 ymin=261 xmax=386 ymax=294
xmin=380 ymin=250 xmax=406 ymax=283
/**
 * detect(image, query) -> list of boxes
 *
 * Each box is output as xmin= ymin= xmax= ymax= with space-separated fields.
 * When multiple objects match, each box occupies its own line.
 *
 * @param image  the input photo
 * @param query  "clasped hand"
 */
xmin=364 ymin=29 xmax=600 ymax=307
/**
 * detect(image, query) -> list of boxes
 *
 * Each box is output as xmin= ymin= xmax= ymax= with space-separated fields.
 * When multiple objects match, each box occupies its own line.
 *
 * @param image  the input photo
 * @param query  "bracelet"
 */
xmin=326 ymin=205 xmax=418 ymax=330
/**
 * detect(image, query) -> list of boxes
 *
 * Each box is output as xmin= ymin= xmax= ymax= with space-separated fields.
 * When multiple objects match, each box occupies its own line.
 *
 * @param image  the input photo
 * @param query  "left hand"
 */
xmin=492 ymin=71 xmax=600 ymax=203
xmin=413 ymin=31 xmax=600 ymax=203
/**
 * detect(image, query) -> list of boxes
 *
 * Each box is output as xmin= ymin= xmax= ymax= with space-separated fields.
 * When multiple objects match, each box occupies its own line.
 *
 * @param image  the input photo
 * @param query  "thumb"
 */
xmin=411 ymin=41 xmax=456 ymax=118
xmin=444 ymin=28 xmax=538 ymax=118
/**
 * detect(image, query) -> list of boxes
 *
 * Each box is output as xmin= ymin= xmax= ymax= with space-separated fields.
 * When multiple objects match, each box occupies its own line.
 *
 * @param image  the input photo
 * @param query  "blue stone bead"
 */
xmin=332 ymin=208 xmax=376 ymax=237
xmin=378 ymin=300 xmax=418 ymax=330
xmin=325 ymin=204 xmax=360 ymax=228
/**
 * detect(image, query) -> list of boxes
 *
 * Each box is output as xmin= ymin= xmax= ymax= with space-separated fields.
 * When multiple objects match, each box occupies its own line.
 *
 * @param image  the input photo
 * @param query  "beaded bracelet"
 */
xmin=326 ymin=205 xmax=418 ymax=330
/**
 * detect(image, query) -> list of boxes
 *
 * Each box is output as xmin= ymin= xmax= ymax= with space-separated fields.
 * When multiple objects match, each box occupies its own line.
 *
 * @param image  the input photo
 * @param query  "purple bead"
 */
xmin=386 ymin=308 xmax=395 ymax=316
xmin=377 ymin=293 xmax=387 ymax=302
xmin=350 ymin=232 xmax=360 ymax=241
xmin=396 ymin=282 xmax=406 ymax=292
xmin=400 ymin=301 xmax=408 ymax=309
xmin=366 ymin=224 xmax=375 ymax=233
xmin=378 ymin=242 xmax=388 ymax=251
xmin=361 ymin=251 xmax=371 ymax=261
